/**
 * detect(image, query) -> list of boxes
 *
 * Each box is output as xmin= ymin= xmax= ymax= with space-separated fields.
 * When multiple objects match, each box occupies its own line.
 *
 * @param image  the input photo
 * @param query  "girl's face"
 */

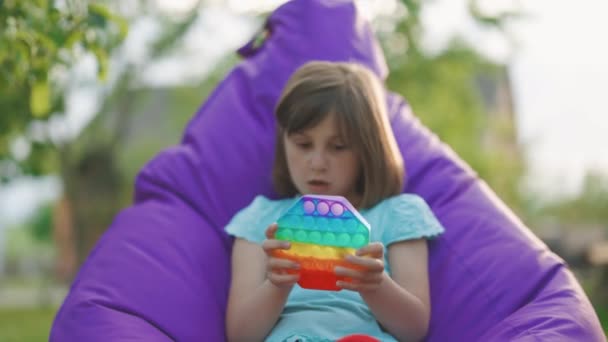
xmin=284 ymin=113 xmax=362 ymax=206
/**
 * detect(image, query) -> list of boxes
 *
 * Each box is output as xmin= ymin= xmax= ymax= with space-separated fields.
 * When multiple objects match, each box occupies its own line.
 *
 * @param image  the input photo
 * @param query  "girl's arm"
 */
xmin=336 ymin=239 xmax=430 ymax=341
xmin=226 ymin=225 xmax=300 ymax=342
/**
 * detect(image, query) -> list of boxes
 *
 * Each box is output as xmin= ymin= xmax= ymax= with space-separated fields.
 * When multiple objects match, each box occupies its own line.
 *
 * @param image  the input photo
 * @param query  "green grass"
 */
xmin=0 ymin=307 xmax=58 ymax=342
xmin=596 ymin=305 xmax=608 ymax=334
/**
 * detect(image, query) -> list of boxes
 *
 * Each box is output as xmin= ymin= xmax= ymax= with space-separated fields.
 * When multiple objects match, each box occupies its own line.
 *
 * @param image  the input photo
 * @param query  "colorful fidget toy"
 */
xmin=275 ymin=194 xmax=370 ymax=291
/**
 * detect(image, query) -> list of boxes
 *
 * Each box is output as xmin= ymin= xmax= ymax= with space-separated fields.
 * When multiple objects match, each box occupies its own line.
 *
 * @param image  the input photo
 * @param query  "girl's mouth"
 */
xmin=307 ymin=180 xmax=329 ymax=193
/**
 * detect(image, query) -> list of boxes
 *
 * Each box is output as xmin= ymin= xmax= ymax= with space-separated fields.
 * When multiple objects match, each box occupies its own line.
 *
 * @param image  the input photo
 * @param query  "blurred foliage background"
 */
xmin=0 ymin=0 xmax=606 ymax=340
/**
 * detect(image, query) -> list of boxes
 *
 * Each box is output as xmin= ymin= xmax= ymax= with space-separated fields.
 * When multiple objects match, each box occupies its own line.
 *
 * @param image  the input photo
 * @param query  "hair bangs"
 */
xmin=279 ymin=87 xmax=339 ymax=135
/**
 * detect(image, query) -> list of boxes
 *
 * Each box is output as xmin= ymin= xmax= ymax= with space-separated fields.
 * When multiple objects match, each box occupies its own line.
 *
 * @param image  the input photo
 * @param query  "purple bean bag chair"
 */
xmin=51 ymin=0 xmax=604 ymax=340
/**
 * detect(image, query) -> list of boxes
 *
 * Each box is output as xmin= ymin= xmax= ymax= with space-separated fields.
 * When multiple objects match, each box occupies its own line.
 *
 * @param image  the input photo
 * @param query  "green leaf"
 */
xmin=88 ymin=3 xmax=128 ymax=39
xmin=30 ymin=80 xmax=51 ymax=117
xmin=91 ymin=47 xmax=109 ymax=81
xmin=87 ymin=3 xmax=112 ymax=29
xmin=87 ymin=11 xmax=107 ymax=29
xmin=88 ymin=3 xmax=113 ymax=19
xmin=113 ymin=15 xmax=129 ymax=39
xmin=34 ymin=0 xmax=49 ymax=10
xmin=65 ymin=28 xmax=85 ymax=48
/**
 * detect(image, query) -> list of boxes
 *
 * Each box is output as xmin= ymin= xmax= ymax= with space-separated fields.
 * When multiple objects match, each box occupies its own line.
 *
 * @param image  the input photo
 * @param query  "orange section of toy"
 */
xmin=274 ymin=250 xmax=360 ymax=291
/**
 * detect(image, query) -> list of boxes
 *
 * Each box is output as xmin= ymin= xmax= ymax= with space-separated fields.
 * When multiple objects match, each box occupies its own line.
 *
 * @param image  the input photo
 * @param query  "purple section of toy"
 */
xmin=299 ymin=195 xmax=370 ymax=230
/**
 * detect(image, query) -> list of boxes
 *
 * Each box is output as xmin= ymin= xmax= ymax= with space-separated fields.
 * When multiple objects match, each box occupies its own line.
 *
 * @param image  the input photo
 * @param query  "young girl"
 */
xmin=225 ymin=61 xmax=444 ymax=342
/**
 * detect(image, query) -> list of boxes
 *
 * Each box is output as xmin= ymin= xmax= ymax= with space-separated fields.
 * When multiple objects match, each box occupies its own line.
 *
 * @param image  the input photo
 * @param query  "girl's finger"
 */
xmin=336 ymin=280 xmax=379 ymax=292
xmin=344 ymin=255 xmax=384 ymax=272
xmin=268 ymin=272 xmax=299 ymax=285
xmin=335 ymin=267 xmax=384 ymax=283
xmin=262 ymin=239 xmax=290 ymax=253
xmin=334 ymin=266 xmax=364 ymax=280
xmin=356 ymin=242 xmax=384 ymax=257
xmin=265 ymin=223 xmax=279 ymax=239
xmin=268 ymin=257 xmax=300 ymax=271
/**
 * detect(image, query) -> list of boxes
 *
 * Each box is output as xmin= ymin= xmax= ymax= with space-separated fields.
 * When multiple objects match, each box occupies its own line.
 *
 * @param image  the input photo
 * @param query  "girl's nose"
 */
xmin=309 ymin=150 xmax=327 ymax=171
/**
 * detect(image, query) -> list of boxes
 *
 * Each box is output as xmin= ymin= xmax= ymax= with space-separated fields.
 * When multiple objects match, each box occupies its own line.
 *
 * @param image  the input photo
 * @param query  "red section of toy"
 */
xmin=336 ymin=334 xmax=381 ymax=342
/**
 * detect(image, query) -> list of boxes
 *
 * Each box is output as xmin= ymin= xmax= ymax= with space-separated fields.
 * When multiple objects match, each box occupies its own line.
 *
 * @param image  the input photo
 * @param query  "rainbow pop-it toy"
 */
xmin=275 ymin=194 xmax=370 ymax=291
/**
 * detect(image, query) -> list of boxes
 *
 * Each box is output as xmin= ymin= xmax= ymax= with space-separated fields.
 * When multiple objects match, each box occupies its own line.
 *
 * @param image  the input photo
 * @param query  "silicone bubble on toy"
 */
xmin=274 ymin=194 xmax=371 ymax=291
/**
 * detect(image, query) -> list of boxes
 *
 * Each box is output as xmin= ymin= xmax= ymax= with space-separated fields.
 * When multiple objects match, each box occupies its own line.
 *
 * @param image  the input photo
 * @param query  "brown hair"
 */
xmin=273 ymin=61 xmax=404 ymax=209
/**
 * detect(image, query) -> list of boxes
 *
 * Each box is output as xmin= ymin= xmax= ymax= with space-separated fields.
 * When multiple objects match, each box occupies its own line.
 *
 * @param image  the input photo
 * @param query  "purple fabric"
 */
xmin=51 ymin=0 xmax=604 ymax=340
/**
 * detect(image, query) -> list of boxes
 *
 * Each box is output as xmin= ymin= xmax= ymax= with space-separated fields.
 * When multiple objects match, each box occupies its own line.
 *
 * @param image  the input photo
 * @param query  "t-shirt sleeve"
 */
xmin=224 ymin=196 xmax=282 ymax=244
xmin=382 ymin=194 xmax=445 ymax=246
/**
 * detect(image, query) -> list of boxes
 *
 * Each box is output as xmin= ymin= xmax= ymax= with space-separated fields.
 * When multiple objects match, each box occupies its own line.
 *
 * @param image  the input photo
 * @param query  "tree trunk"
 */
xmin=60 ymin=146 xmax=123 ymax=278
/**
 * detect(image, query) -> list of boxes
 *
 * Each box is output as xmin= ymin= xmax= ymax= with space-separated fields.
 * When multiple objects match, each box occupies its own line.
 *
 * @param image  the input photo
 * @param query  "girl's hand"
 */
xmin=335 ymin=242 xmax=386 ymax=293
xmin=262 ymin=223 xmax=300 ymax=289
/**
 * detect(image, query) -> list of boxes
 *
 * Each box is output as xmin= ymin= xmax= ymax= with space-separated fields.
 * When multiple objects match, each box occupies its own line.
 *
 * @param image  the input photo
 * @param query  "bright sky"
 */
xmin=2 ymin=0 xmax=607 ymax=226
xmin=420 ymin=0 xmax=608 ymax=195
xmin=510 ymin=1 xmax=608 ymax=195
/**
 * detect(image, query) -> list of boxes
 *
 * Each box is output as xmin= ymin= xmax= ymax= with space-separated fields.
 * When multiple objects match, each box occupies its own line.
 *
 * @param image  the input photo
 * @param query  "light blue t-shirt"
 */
xmin=225 ymin=193 xmax=445 ymax=342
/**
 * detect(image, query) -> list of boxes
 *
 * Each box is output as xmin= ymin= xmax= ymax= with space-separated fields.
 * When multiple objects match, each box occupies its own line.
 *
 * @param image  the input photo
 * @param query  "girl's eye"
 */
xmin=332 ymin=144 xmax=348 ymax=151
xmin=296 ymin=142 xmax=312 ymax=149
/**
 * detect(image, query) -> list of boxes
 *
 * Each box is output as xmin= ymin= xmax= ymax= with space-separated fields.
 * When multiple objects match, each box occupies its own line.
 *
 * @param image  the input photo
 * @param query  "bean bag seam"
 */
xmin=89 ymin=298 xmax=174 ymax=340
